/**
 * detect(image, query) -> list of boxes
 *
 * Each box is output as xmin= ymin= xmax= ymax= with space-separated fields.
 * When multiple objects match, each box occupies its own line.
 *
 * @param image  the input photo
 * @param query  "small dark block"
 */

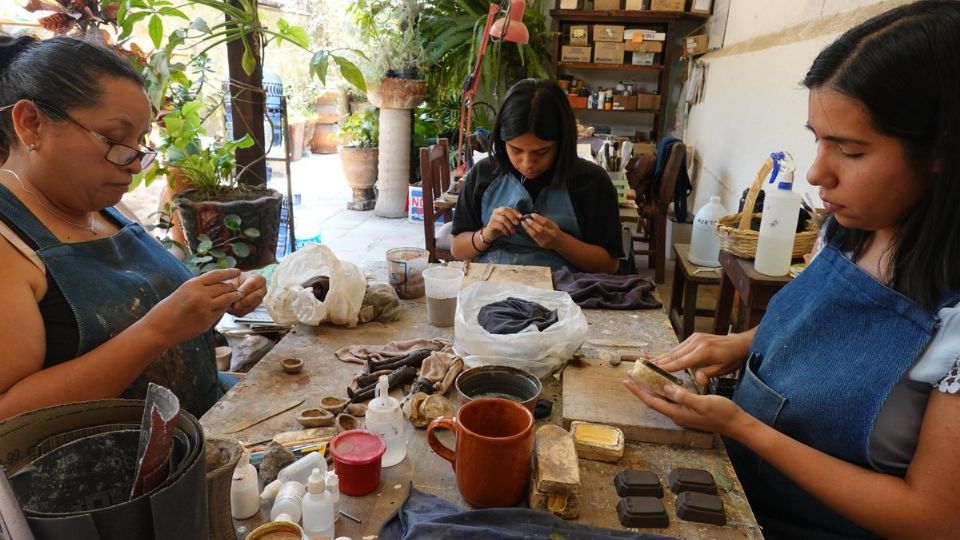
xmin=616 ymin=497 xmax=669 ymax=528
xmin=614 ymin=470 xmax=663 ymax=498
xmin=676 ymin=491 xmax=726 ymax=525
xmin=668 ymin=467 xmax=718 ymax=495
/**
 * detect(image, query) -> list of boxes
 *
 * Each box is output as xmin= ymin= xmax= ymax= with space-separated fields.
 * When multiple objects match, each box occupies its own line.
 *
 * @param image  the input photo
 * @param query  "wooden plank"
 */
xmin=460 ymin=263 xmax=553 ymax=290
xmin=562 ymin=357 xmax=716 ymax=448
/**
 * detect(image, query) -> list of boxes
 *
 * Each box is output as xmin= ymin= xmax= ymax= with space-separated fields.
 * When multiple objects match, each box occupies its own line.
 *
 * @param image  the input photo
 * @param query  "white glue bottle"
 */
xmin=326 ymin=470 xmax=341 ymax=522
xmin=270 ymin=481 xmax=306 ymax=522
xmin=277 ymin=451 xmax=326 ymax=485
xmin=301 ymin=467 xmax=336 ymax=539
xmin=230 ymin=450 xmax=260 ymax=519
xmin=755 ymin=152 xmax=801 ymax=276
xmin=365 ymin=375 xmax=406 ymax=467
xmin=688 ymin=196 xmax=727 ymax=267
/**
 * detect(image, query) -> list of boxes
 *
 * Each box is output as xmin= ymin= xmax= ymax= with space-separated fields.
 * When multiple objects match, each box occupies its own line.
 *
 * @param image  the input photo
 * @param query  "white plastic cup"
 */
xmin=422 ymin=267 xmax=465 ymax=327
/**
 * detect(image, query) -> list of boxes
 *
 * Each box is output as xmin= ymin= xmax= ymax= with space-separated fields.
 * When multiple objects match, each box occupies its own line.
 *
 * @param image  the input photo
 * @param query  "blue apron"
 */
xmin=728 ymin=239 xmax=959 ymax=538
xmin=0 ymin=184 xmax=221 ymax=417
xmin=476 ymin=173 xmax=582 ymax=271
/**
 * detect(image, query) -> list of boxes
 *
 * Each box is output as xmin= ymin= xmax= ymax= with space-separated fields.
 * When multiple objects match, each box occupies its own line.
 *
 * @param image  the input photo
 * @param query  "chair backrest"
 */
xmin=420 ymin=138 xmax=453 ymax=261
xmin=655 ymin=142 xmax=686 ymax=206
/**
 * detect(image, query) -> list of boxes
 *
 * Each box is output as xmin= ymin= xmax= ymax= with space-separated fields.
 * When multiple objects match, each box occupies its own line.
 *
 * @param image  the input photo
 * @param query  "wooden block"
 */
xmin=534 ymin=425 xmax=580 ymax=494
xmin=529 ymin=476 xmax=580 ymax=519
xmin=570 ymin=421 xmax=624 ymax=462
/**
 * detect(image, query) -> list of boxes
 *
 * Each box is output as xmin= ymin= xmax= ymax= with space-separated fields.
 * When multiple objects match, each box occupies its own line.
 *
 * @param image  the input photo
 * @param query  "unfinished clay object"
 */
xmin=628 ymin=359 xmax=684 ymax=399
xmin=420 ymin=394 xmax=454 ymax=425
xmin=404 ymin=392 xmax=431 ymax=428
xmin=335 ymin=413 xmax=361 ymax=433
xmin=215 ymin=346 xmax=232 ymax=371
xmin=295 ymin=408 xmax=334 ymax=428
xmin=346 ymin=403 xmax=367 ymax=417
xmin=280 ymin=357 xmax=304 ymax=374
xmin=320 ymin=396 xmax=349 ymax=415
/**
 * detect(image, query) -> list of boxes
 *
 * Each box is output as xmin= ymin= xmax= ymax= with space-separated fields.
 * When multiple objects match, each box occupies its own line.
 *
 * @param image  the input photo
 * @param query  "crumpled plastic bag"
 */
xmin=263 ymin=244 xmax=366 ymax=326
xmin=453 ymin=281 xmax=588 ymax=378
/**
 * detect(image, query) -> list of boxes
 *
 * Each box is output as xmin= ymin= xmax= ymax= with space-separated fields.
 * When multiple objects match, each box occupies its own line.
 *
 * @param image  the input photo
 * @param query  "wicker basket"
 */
xmin=715 ymin=157 xmax=820 ymax=259
xmin=205 ymin=437 xmax=243 ymax=540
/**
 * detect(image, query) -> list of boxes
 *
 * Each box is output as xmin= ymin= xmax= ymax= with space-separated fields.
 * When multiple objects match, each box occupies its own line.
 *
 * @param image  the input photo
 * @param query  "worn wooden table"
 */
xmin=669 ymin=244 xmax=722 ymax=341
xmin=202 ymin=264 xmax=762 ymax=539
xmin=712 ymin=250 xmax=792 ymax=335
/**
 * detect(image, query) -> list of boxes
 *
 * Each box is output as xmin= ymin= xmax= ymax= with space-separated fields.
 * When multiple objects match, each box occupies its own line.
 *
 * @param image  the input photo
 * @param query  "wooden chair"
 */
xmin=420 ymin=138 xmax=455 ymax=263
xmin=633 ymin=142 xmax=686 ymax=283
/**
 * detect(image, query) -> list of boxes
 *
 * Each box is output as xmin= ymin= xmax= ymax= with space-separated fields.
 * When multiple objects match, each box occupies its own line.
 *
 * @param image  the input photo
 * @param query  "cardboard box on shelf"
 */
xmin=570 ymin=25 xmax=589 ymax=45
xmin=624 ymin=0 xmax=647 ymax=10
xmin=612 ymin=95 xmax=637 ymax=111
xmin=684 ymin=34 xmax=708 ymax=56
xmin=632 ymin=142 xmax=656 ymax=156
xmin=594 ymin=42 xmax=625 ymax=64
xmin=636 ymin=93 xmax=661 ymax=110
xmin=561 ymin=45 xmax=592 ymax=62
xmin=567 ymin=95 xmax=589 ymax=109
xmin=594 ymin=0 xmax=621 ymax=9
xmin=651 ymin=0 xmax=684 ymax=11
xmin=624 ymin=40 xmax=663 ymax=53
xmin=631 ymin=52 xmax=656 ymax=66
xmin=624 ymin=29 xmax=666 ymax=41
xmin=560 ymin=0 xmax=582 ymax=8
xmin=593 ymin=24 xmax=625 ymax=42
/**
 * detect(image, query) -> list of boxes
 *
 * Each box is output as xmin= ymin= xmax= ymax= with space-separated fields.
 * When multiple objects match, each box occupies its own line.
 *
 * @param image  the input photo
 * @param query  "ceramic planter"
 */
xmin=338 ymin=146 xmax=378 ymax=211
xmin=288 ymin=123 xmax=305 ymax=162
xmin=310 ymin=124 xmax=339 ymax=154
xmin=367 ymin=77 xmax=427 ymax=218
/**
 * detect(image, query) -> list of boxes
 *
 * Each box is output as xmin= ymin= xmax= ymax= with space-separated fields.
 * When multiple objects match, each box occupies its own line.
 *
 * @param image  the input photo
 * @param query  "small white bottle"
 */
xmin=325 ymin=470 xmax=340 ymax=522
xmin=270 ymin=481 xmax=306 ymax=522
xmin=688 ymin=196 xmax=727 ymax=267
xmin=277 ymin=451 xmax=326 ymax=485
xmin=364 ymin=375 xmax=406 ymax=467
xmin=755 ymin=153 xmax=801 ymax=277
xmin=230 ymin=450 xmax=261 ymax=519
xmin=302 ymin=468 xmax=336 ymax=539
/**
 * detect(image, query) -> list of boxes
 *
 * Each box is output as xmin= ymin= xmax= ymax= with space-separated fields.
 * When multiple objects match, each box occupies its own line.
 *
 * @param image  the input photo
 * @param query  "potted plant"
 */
xmin=338 ymin=109 xmax=379 ymax=211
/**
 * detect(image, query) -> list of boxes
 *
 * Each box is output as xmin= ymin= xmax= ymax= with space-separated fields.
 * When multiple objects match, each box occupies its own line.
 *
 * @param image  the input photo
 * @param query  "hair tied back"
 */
xmin=0 ymin=35 xmax=39 ymax=72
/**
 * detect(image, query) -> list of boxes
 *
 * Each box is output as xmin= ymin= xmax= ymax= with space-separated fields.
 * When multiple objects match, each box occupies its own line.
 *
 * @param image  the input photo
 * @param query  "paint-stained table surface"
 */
xmin=201 ymin=264 xmax=762 ymax=539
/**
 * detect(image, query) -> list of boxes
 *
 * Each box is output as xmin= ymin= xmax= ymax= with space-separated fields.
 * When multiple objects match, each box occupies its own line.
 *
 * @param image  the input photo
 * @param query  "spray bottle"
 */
xmin=364 ymin=375 xmax=406 ymax=467
xmin=755 ymin=152 xmax=801 ymax=276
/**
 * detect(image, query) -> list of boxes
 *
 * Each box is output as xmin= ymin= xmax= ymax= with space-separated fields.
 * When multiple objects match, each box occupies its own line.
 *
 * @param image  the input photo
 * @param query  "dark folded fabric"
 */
xmin=553 ymin=268 xmax=662 ymax=310
xmin=478 ymin=297 xmax=559 ymax=334
xmin=379 ymin=484 xmax=670 ymax=540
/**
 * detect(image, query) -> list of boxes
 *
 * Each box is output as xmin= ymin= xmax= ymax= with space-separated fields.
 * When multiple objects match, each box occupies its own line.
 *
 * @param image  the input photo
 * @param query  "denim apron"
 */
xmin=727 ymin=239 xmax=958 ymax=538
xmin=0 ymin=185 xmax=221 ymax=417
xmin=476 ymin=173 xmax=582 ymax=271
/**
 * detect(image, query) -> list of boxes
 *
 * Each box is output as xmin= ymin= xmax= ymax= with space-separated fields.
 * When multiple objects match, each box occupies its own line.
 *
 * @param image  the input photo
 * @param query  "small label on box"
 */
xmin=593 ymin=24 xmax=625 ymax=42
xmin=631 ymin=52 xmax=655 ymax=65
xmin=570 ymin=25 xmax=589 ymax=45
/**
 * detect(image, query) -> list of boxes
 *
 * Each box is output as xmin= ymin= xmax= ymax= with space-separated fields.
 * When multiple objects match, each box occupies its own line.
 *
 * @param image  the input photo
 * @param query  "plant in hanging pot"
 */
xmin=337 ymin=109 xmax=380 ymax=211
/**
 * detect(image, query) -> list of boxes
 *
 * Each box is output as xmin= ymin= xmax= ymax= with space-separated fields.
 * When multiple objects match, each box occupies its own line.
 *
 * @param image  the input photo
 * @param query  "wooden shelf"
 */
xmin=559 ymin=62 xmax=663 ymax=72
xmin=550 ymin=9 xmax=709 ymax=23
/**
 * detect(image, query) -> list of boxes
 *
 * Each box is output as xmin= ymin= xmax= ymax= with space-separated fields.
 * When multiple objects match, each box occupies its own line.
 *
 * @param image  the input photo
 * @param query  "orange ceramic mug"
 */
xmin=427 ymin=397 xmax=534 ymax=508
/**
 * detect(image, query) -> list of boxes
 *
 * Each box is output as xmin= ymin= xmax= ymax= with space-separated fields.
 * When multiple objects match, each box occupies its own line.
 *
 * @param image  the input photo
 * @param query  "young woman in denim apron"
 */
xmin=451 ymin=79 xmax=623 ymax=274
xmin=0 ymin=37 xmax=267 ymax=419
xmin=625 ymin=2 xmax=960 ymax=538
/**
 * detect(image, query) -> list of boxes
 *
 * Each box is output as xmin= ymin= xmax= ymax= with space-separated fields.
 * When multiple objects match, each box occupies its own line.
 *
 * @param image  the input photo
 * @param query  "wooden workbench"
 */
xmin=201 ymin=264 xmax=761 ymax=539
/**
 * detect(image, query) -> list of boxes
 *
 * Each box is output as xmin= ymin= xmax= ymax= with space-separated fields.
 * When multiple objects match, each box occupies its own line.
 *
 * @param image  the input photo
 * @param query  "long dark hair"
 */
xmin=0 ymin=35 xmax=143 ymax=160
xmin=803 ymin=0 xmax=960 ymax=310
xmin=489 ymin=78 xmax=577 ymax=188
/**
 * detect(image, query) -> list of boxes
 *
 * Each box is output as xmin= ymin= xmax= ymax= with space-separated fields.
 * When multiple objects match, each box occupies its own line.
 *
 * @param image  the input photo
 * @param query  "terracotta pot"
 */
xmin=367 ymin=78 xmax=428 ymax=110
xmin=338 ymin=147 xmax=378 ymax=189
xmin=310 ymin=124 xmax=339 ymax=154
xmin=173 ymin=188 xmax=284 ymax=270
xmin=349 ymin=101 xmax=376 ymax=114
xmin=288 ymin=123 xmax=304 ymax=162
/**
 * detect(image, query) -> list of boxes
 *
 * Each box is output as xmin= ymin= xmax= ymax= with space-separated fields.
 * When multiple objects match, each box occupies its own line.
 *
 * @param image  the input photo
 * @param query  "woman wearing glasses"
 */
xmin=0 ymin=36 xmax=266 ymax=419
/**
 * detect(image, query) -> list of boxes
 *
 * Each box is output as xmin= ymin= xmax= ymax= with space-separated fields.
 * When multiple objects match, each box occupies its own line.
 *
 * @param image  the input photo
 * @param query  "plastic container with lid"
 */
xmin=755 ymin=152 xmax=801 ymax=277
xmin=326 ymin=470 xmax=341 ymax=522
xmin=329 ymin=429 xmax=386 ymax=496
xmin=688 ymin=196 xmax=727 ymax=267
xmin=364 ymin=375 xmax=406 ymax=467
xmin=302 ymin=468 xmax=335 ymax=539
xmin=229 ymin=450 xmax=260 ymax=519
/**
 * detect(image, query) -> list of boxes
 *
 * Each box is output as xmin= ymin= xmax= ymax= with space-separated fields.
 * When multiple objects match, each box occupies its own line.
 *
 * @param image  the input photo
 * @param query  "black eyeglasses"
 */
xmin=0 ymin=101 xmax=157 ymax=169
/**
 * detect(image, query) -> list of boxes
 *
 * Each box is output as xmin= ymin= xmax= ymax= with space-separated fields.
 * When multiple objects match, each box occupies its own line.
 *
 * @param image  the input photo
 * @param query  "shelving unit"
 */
xmin=550 ymin=7 xmax=707 ymax=141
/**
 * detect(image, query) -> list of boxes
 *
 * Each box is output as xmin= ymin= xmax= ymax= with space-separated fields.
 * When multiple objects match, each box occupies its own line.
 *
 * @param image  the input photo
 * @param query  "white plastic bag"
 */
xmin=453 ymin=281 xmax=588 ymax=378
xmin=263 ymin=244 xmax=366 ymax=326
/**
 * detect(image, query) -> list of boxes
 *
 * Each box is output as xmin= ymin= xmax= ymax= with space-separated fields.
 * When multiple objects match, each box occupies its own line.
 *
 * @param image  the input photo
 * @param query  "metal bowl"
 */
xmin=455 ymin=365 xmax=542 ymax=411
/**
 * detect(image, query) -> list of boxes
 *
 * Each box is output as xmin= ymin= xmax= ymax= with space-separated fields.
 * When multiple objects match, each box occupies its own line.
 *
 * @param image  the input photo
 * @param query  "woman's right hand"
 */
xmin=145 ymin=268 xmax=243 ymax=345
xmin=653 ymin=330 xmax=754 ymax=387
xmin=485 ymin=206 xmax=523 ymax=241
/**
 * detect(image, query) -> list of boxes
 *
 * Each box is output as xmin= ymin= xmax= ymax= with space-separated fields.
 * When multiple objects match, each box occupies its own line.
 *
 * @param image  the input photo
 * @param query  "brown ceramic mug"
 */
xmin=427 ymin=397 xmax=534 ymax=508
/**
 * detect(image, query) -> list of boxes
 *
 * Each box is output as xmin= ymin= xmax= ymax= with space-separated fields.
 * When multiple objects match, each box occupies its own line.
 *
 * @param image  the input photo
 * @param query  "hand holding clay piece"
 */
xmin=628 ymin=360 xmax=684 ymax=399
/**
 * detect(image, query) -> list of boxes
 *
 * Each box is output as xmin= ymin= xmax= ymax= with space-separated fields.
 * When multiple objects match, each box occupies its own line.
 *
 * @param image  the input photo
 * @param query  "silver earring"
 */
xmin=27 ymin=143 xmax=37 ymax=151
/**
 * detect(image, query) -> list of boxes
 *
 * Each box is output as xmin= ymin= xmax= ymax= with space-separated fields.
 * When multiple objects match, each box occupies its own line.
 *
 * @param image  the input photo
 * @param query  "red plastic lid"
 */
xmin=330 ymin=429 xmax=386 ymax=465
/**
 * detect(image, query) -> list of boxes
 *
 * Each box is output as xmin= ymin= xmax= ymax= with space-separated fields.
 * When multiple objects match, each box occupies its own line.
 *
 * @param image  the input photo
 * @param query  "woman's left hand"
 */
xmin=521 ymin=213 xmax=564 ymax=250
xmin=623 ymin=380 xmax=746 ymax=436
xmin=227 ymin=272 xmax=267 ymax=317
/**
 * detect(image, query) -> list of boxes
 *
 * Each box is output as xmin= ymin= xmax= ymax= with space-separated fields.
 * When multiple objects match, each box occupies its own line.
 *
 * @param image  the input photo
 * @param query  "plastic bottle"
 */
xmin=270 ymin=481 xmax=306 ymax=522
xmin=230 ymin=450 xmax=261 ymax=519
xmin=325 ymin=470 xmax=340 ymax=522
xmin=365 ymin=375 xmax=406 ymax=467
xmin=688 ymin=196 xmax=727 ymax=267
xmin=277 ymin=451 xmax=326 ymax=485
xmin=302 ymin=468 xmax=336 ymax=539
xmin=755 ymin=152 xmax=801 ymax=276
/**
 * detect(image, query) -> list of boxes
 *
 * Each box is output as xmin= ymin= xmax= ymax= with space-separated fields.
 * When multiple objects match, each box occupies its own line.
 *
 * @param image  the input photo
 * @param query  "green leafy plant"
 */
xmin=349 ymin=0 xmax=425 ymax=79
xmin=148 ymin=205 xmax=259 ymax=275
xmin=338 ymin=109 xmax=379 ymax=148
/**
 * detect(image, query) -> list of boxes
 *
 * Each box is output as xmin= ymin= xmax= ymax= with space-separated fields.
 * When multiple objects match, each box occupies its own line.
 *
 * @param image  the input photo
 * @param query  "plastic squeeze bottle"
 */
xmin=270 ymin=481 xmax=306 ymax=522
xmin=277 ymin=451 xmax=326 ymax=485
xmin=755 ymin=152 xmax=801 ymax=276
xmin=365 ymin=375 xmax=406 ymax=467
xmin=230 ymin=450 xmax=261 ymax=519
xmin=302 ymin=467 xmax=336 ymax=539
xmin=326 ymin=470 xmax=341 ymax=522
xmin=688 ymin=196 xmax=727 ymax=267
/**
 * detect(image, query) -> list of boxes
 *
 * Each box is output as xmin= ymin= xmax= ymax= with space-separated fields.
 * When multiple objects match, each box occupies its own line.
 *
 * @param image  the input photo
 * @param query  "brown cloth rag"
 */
xmin=552 ymin=267 xmax=662 ymax=310
xmin=336 ymin=338 xmax=464 ymax=395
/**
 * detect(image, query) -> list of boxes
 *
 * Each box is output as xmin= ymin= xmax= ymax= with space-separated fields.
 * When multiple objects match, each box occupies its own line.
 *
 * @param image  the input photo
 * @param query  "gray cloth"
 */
xmin=553 ymin=268 xmax=662 ymax=310
xmin=478 ymin=297 xmax=558 ymax=334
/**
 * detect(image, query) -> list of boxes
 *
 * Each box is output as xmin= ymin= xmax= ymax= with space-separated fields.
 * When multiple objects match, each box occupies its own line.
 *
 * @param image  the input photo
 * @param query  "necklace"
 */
xmin=0 ymin=168 xmax=97 ymax=234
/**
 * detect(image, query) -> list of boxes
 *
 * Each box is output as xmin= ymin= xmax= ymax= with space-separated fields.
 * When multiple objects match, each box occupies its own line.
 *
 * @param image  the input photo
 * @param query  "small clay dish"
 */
xmin=280 ymin=357 xmax=304 ymax=374
xmin=215 ymin=346 xmax=232 ymax=371
xmin=296 ymin=408 xmax=334 ymax=428
xmin=628 ymin=359 xmax=684 ymax=399
xmin=320 ymin=396 xmax=349 ymax=415
xmin=335 ymin=413 xmax=361 ymax=433
xmin=346 ymin=402 xmax=367 ymax=417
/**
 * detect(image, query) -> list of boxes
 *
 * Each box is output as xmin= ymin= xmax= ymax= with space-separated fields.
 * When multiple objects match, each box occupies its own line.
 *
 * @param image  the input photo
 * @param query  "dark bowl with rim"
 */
xmin=454 ymin=365 xmax=542 ymax=412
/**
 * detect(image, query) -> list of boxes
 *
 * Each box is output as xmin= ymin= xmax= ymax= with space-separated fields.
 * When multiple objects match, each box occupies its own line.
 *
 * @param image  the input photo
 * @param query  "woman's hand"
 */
xmin=228 ymin=272 xmax=267 ymax=317
xmin=485 ymin=206 xmax=522 ymax=241
xmin=653 ymin=331 xmax=753 ymax=387
xmin=521 ymin=213 xmax=563 ymax=250
xmin=624 ymin=381 xmax=749 ymax=436
xmin=146 ymin=268 xmax=242 ymax=345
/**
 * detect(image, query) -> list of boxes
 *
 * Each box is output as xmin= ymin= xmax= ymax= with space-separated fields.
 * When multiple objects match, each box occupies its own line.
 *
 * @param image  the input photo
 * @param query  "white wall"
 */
xmin=684 ymin=0 xmax=910 ymax=215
